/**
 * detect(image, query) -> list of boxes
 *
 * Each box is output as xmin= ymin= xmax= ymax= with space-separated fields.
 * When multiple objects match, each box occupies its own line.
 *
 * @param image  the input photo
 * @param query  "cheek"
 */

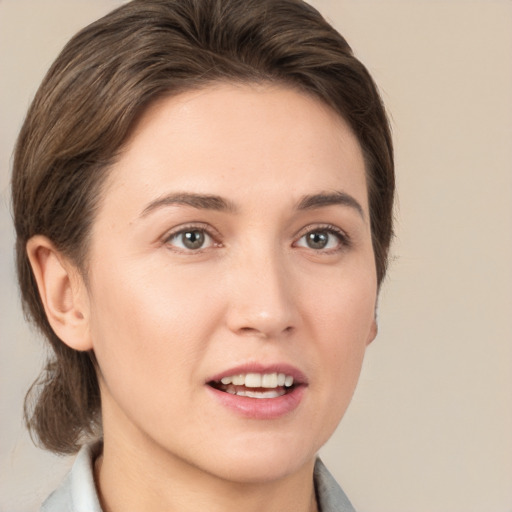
xmin=305 ymin=266 xmax=376 ymax=398
xmin=86 ymin=261 xmax=217 ymax=393
xmin=307 ymin=261 xmax=377 ymax=342
xmin=85 ymin=264 xmax=217 ymax=435
xmin=313 ymin=293 xmax=374 ymax=443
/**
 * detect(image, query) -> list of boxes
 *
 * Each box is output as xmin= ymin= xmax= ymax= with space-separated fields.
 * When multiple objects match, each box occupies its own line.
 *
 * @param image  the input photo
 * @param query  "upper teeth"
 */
xmin=220 ymin=373 xmax=294 ymax=388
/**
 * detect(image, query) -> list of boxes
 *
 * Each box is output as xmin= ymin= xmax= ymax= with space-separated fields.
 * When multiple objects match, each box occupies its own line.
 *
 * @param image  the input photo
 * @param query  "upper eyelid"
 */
xmin=163 ymin=222 xmax=219 ymax=238
xmin=294 ymin=223 xmax=349 ymax=240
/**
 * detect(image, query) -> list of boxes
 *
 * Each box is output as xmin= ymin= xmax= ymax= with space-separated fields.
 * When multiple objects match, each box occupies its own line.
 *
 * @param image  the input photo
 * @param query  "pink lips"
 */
xmin=206 ymin=363 xmax=307 ymax=420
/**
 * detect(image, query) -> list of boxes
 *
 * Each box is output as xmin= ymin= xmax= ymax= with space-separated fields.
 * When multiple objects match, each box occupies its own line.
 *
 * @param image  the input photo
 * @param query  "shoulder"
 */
xmin=40 ymin=442 xmax=103 ymax=512
xmin=314 ymin=459 xmax=357 ymax=512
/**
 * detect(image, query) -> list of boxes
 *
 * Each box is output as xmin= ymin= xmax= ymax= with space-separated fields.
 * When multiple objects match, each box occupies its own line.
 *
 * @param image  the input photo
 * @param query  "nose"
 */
xmin=225 ymin=248 xmax=299 ymax=340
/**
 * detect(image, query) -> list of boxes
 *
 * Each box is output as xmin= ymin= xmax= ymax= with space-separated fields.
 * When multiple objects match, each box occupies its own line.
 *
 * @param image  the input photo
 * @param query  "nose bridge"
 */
xmin=226 ymin=240 xmax=297 ymax=338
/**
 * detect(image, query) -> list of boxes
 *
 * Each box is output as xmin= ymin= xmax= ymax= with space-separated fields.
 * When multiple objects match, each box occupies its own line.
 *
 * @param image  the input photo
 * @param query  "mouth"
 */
xmin=208 ymin=372 xmax=296 ymax=399
xmin=206 ymin=366 xmax=307 ymax=419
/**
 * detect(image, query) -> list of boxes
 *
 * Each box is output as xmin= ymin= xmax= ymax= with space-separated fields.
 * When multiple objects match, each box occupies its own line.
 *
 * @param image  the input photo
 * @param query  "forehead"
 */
xmin=101 ymin=82 xmax=368 ymax=215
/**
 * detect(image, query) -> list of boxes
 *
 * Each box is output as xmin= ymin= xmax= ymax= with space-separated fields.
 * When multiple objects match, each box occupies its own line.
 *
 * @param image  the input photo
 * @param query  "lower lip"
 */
xmin=206 ymin=385 xmax=306 ymax=420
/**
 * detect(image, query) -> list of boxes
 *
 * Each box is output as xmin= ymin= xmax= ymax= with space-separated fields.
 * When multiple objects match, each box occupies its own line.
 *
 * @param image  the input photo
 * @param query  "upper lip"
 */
xmin=207 ymin=363 xmax=308 ymax=385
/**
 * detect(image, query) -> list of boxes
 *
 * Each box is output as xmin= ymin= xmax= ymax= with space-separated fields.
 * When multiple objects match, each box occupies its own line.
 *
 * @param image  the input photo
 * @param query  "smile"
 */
xmin=209 ymin=372 xmax=295 ymax=399
xmin=206 ymin=364 xmax=307 ymax=418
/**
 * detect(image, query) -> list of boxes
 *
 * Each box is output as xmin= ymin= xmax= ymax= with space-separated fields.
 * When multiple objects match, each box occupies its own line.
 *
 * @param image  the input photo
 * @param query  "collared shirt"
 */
xmin=41 ymin=443 xmax=356 ymax=512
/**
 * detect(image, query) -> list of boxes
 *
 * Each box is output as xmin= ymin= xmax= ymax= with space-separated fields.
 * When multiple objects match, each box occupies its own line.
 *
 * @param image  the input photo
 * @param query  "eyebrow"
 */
xmin=140 ymin=192 xmax=237 ymax=217
xmin=140 ymin=190 xmax=364 ymax=219
xmin=296 ymin=191 xmax=365 ymax=219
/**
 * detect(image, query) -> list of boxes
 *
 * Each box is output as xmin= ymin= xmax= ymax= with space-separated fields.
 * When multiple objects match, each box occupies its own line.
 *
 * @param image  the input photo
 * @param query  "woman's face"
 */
xmin=84 ymin=83 xmax=377 ymax=483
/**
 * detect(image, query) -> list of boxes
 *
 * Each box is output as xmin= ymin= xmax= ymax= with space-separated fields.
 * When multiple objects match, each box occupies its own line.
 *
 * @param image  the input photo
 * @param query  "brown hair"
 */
xmin=12 ymin=0 xmax=394 ymax=454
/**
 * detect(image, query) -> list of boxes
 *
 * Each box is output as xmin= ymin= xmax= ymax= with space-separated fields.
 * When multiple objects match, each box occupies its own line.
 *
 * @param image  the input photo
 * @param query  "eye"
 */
xmin=165 ymin=227 xmax=215 ymax=251
xmin=294 ymin=226 xmax=348 ymax=252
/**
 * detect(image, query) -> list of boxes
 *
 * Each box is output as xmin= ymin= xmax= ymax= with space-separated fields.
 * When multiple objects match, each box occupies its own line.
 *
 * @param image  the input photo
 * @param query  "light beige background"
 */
xmin=1 ymin=1 xmax=511 ymax=511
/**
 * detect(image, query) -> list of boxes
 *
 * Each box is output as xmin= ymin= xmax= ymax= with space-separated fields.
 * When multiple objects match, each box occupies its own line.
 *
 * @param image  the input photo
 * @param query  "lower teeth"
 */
xmin=209 ymin=381 xmax=294 ymax=398
xmin=226 ymin=388 xmax=286 ymax=398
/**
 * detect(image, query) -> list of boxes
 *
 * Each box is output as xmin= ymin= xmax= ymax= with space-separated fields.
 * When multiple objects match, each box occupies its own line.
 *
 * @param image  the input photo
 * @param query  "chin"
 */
xmin=195 ymin=433 xmax=320 ymax=485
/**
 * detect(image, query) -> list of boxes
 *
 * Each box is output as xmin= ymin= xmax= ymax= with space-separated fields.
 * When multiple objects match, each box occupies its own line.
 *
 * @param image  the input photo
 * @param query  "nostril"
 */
xmin=237 ymin=325 xmax=294 ymax=337
xmin=238 ymin=326 xmax=263 ymax=336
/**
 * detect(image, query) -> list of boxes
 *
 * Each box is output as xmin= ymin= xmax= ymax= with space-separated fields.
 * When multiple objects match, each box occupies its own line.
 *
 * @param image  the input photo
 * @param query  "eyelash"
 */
xmin=162 ymin=223 xmax=351 ymax=254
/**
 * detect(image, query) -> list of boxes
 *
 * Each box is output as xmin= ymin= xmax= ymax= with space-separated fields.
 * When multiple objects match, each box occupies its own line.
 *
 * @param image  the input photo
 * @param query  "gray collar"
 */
xmin=314 ymin=458 xmax=356 ymax=512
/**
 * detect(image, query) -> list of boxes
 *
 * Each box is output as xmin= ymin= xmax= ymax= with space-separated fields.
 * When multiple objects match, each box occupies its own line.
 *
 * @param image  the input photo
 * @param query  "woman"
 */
xmin=12 ymin=0 xmax=394 ymax=510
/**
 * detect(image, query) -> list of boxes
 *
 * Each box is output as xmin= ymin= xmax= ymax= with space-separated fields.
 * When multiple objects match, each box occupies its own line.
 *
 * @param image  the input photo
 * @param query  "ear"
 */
xmin=26 ymin=235 xmax=92 ymax=351
xmin=366 ymin=317 xmax=378 ymax=346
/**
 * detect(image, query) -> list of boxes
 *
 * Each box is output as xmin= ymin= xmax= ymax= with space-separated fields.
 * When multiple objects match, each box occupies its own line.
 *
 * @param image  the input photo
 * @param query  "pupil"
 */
xmin=307 ymin=232 xmax=328 ymax=249
xmin=183 ymin=230 xmax=204 ymax=249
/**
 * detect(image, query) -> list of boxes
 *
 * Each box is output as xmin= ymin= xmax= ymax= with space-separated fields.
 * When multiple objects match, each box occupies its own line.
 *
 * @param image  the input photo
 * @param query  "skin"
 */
xmin=28 ymin=83 xmax=378 ymax=512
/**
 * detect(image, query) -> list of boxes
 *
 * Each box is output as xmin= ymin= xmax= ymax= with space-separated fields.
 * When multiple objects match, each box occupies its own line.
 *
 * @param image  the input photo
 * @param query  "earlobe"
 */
xmin=366 ymin=317 xmax=378 ymax=346
xmin=26 ymin=235 xmax=92 ymax=351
